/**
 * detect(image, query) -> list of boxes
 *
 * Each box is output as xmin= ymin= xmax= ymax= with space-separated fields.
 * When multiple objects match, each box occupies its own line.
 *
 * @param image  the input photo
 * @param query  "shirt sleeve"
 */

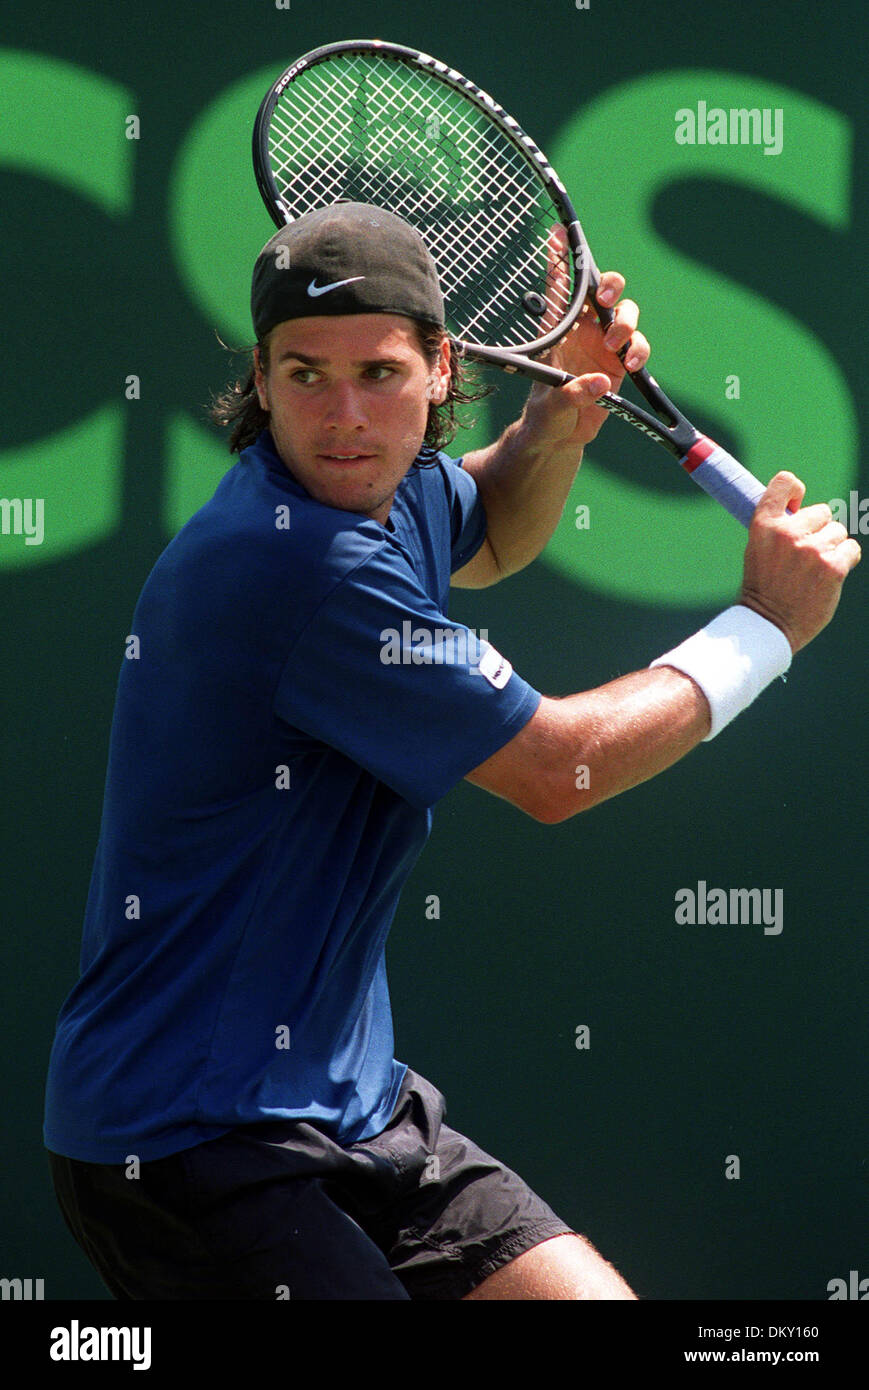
xmin=439 ymin=454 xmax=489 ymax=573
xmin=272 ymin=541 xmax=541 ymax=810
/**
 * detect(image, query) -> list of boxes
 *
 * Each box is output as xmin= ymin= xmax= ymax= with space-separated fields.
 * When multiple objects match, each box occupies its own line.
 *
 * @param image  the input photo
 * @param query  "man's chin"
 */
xmin=271 ymin=438 xmax=417 ymax=520
xmin=309 ymin=477 xmax=393 ymax=522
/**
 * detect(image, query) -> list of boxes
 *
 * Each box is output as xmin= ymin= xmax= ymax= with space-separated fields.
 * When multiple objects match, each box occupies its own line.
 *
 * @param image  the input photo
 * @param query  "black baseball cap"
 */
xmin=251 ymin=202 xmax=445 ymax=340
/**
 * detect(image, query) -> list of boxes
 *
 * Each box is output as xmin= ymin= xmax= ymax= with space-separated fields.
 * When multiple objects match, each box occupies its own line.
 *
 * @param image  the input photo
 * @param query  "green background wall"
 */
xmin=2 ymin=0 xmax=866 ymax=1301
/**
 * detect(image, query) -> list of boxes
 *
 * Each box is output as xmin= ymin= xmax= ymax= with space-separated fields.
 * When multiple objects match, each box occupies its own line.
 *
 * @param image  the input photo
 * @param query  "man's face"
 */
xmin=254 ymin=315 xmax=451 ymax=525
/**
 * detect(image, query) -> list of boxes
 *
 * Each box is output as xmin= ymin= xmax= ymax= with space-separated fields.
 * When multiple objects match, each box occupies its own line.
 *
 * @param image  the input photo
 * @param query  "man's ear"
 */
xmin=253 ymin=347 xmax=269 ymax=411
xmin=428 ymin=335 xmax=451 ymax=405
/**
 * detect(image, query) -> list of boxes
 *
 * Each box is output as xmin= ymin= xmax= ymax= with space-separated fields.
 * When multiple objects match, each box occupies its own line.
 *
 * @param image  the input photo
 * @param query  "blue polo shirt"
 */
xmin=44 ymin=430 xmax=541 ymax=1163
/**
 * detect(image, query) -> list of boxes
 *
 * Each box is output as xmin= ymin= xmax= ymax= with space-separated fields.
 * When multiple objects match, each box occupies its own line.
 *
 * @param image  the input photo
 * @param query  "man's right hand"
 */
xmin=740 ymin=472 xmax=861 ymax=655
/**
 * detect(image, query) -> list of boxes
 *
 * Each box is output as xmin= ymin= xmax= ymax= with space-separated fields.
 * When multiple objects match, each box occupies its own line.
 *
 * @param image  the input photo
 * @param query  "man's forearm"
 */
xmin=461 ymin=417 xmax=584 ymax=578
xmin=539 ymin=667 xmax=712 ymax=819
xmin=458 ymin=268 xmax=647 ymax=579
xmin=466 ymin=666 xmax=711 ymax=822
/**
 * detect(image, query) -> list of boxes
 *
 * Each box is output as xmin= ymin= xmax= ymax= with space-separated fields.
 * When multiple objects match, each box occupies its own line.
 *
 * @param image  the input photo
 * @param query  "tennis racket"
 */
xmin=253 ymin=38 xmax=768 ymax=528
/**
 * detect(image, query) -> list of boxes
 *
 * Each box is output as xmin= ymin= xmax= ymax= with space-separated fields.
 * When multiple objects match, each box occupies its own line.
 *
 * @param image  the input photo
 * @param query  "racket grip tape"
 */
xmin=680 ymin=437 xmax=766 ymax=529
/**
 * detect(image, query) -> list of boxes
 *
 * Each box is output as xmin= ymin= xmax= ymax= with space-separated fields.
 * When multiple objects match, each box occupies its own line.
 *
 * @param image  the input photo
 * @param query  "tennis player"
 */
xmin=44 ymin=203 xmax=860 ymax=1301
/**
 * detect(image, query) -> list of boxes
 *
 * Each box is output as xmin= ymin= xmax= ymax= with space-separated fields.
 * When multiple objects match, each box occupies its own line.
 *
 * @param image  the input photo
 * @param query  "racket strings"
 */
xmin=270 ymin=80 xmax=567 ymax=343
xmin=266 ymin=53 xmax=572 ymax=348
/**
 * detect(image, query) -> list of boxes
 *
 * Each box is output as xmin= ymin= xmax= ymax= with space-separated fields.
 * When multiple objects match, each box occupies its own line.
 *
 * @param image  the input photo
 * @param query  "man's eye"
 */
xmin=291 ymin=368 xmax=320 ymax=384
xmin=365 ymin=365 xmax=394 ymax=380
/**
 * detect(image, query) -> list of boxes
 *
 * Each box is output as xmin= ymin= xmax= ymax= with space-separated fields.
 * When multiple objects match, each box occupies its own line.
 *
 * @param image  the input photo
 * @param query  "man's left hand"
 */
xmin=521 ymin=227 xmax=650 ymax=454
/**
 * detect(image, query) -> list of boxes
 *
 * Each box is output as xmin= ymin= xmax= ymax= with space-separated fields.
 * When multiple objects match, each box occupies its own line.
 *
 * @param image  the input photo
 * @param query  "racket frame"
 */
xmin=252 ymin=38 xmax=768 ymax=526
xmin=253 ymin=39 xmax=594 ymax=355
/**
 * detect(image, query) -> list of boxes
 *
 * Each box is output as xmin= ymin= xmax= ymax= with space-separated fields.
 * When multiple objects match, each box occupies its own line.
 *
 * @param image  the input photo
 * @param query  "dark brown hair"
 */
xmin=209 ymin=319 xmax=490 ymax=457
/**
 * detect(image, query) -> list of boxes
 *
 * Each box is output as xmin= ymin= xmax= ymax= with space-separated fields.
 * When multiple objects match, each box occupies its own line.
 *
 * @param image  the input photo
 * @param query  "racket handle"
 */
xmin=680 ymin=437 xmax=766 ymax=529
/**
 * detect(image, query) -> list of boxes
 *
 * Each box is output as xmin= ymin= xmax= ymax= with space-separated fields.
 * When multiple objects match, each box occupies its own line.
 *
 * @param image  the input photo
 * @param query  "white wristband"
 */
xmin=649 ymin=604 xmax=793 ymax=740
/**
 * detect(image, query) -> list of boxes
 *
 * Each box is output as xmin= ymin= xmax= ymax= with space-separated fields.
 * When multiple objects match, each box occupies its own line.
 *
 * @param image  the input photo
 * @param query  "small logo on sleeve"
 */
xmin=477 ymin=644 xmax=512 ymax=688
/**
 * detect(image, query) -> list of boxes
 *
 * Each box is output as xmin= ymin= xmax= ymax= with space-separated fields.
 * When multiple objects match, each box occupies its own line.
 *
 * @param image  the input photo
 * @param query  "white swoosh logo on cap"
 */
xmin=307 ymin=276 xmax=366 ymax=297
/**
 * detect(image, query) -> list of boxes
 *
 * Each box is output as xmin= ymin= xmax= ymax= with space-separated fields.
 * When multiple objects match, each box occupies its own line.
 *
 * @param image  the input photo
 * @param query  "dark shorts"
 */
xmin=47 ymin=1067 xmax=573 ymax=1300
